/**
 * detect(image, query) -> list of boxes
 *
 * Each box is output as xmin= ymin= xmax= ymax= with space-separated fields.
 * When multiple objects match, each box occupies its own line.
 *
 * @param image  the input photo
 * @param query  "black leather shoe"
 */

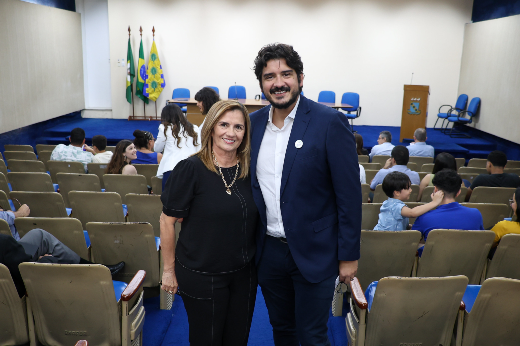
xmin=106 ymin=261 xmax=125 ymax=276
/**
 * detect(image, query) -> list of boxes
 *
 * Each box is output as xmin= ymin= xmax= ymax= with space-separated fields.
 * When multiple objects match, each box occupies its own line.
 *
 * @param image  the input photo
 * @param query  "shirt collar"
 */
xmin=414 ymin=142 xmax=427 ymax=146
xmin=68 ymin=145 xmax=84 ymax=151
xmin=268 ymin=96 xmax=300 ymax=124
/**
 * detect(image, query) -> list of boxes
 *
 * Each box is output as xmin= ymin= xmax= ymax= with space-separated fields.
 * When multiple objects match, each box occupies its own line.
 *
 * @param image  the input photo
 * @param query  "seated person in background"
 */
xmin=0 ymin=204 xmax=30 ymax=240
xmin=406 ymin=128 xmax=434 ymax=158
xmin=355 ymin=133 xmax=369 ymax=156
xmin=370 ymin=145 xmax=420 ymax=190
xmin=490 ymin=187 xmax=520 ymax=249
xmin=413 ymin=169 xmax=484 ymax=243
xmin=466 ymin=150 xmax=520 ymax=201
xmin=91 ymin=135 xmax=113 ymax=164
xmin=374 ymin=172 xmax=444 ymax=231
xmin=0 ymin=229 xmax=124 ymax=298
xmin=50 ymin=127 xmax=95 ymax=172
xmin=369 ymin=130 xmax=394 ymax=161
xmin=105 ymin=140 xmax=137 ymax=175
xmin=132 ymin=130 xmax=163 ymax=164
xmin=195 ymin=87 xmax=220 ymax=130
xmin=417 ymin=152 xmax=464 ymax=201
xmin=359 ymin=164 xmax=366 ymax=184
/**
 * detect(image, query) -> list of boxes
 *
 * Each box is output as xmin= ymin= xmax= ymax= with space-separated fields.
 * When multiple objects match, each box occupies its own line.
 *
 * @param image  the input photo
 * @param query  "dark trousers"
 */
xmin=176 ymin=262 xmax=257 ymax=346
xmin=257 ymin=235 xmax=336 ymax=346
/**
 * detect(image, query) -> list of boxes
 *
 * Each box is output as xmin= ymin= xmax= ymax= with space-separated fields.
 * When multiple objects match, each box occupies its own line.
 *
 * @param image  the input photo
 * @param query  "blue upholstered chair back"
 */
xmin=454 ymin=94 xmax=469 ymax=111
xmin=171 ymin=88 xmax=190 ymax=107
xmin=206 ymin=86 xmax=219 ymax=95
xmin=466 ymin=97 xmax=481 ymax=117
xmin=341 ymin=92 xmax=360 ymax=112
xmin=318 ymin=90 xmax=335 ymax=103
xmin=228 ymin=86 xmax=246 ymax=99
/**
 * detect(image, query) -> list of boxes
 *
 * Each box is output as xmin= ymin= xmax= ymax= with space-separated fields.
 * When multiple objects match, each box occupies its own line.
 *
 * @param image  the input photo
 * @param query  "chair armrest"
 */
xmin=121 ymin=270 xmax=146 ymax=301
xmin=75 ymin=341 xmax=88 ymax=346
xmin=349 ymin=277 xmax=368 ymax=310
xmin=438 ymin=104 xmax=453 ymax=113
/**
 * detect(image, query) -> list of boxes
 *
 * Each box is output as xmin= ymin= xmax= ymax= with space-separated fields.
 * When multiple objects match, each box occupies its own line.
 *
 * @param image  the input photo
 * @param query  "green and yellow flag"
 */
xmin=136 ymin=37 xmax=149 ymax=104
xmin=126 ymin=38 xmax=135 ymax=104
xmin=143 ymin=40 xmax=165 ymax=102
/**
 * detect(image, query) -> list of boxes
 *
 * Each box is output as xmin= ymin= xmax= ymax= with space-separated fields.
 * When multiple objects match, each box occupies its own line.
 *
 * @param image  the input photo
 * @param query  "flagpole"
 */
xmin=140 ymin=26 xmax=146 ymax=120
xmin=153 ymin=26 xmax=158 ymax=121
xmin=129 ymin=26 xmax=135 ymax=119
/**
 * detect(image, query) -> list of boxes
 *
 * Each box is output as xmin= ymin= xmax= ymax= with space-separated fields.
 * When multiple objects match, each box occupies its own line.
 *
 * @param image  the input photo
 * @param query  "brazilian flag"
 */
xmin=126 ymin=38 xmax=135 ymax=104
xmin=143 ymin=40 xmax=165 ymax=102
xmin=136 ymin=38 xmax=149 ymax=104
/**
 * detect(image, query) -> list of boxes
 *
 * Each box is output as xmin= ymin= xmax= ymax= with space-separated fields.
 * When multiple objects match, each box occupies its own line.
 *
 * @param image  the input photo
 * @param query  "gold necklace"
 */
xmin=212 ymin=151 xmax=239 ymax=195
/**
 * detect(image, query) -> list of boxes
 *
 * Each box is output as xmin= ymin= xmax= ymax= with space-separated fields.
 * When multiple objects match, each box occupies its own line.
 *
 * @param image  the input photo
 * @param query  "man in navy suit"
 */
xmin=250 ymin=43 xmax=362 ymax=346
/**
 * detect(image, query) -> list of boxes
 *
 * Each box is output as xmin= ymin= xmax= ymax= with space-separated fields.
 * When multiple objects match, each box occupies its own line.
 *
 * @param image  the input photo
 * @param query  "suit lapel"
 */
xmin=250 ymin=107 xmax=270 ymax=183
xmin=280 ymin=96 xmax=311 ymax=196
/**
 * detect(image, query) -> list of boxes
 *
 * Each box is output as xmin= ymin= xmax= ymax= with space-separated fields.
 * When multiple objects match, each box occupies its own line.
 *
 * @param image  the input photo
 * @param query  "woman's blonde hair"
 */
xmin=196 ymin=100 xmax=251 ymax=179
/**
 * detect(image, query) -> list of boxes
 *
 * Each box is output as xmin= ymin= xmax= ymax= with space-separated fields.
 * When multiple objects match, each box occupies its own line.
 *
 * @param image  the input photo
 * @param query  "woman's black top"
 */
xmin=161 ymin=155 xmax=257 ymax=274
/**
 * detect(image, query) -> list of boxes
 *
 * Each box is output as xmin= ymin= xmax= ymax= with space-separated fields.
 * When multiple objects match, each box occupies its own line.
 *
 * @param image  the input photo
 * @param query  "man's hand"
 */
xmin=13 ymin=204 xmax=30 ymax=218
xmin=339 ymin=260 xmax=358 ymax=283
xmin=83 ymin=144 xmax=96 ymax=154
xmin=383 ymin=158 xmax=393 ymax=169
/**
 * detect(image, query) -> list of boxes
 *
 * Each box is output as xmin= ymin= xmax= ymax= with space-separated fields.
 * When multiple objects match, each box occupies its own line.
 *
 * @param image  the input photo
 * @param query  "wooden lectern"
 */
xmin=399 ymin=85 xmax=429 ymax=142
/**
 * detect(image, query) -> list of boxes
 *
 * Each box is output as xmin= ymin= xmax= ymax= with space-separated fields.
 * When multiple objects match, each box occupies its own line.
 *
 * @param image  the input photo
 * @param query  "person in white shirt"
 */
xmin=91 ymin=135 xmax=113 ymax=164
xmin=369 ymin=130 xmax=394 ymax=161
xmin=50 ymin=128 xmax=94 ymax=172
xmin=406 ymin=128 xmax=434 ymax=158
xmin=154 ymin=104 xmax=201 ymax=189
xmin=359 ymin=164 xmax=366 ymax=184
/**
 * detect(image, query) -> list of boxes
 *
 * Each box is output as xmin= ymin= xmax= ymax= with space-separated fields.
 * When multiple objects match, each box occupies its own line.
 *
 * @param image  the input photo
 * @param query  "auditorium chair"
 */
xmin=35 ymin=144 xmax=56 ymax=155
xmin=103 ymin=174 xmax=148 ymax=204
xmin=0 ymin=219 xmax=11 ymax=237
xmin=86 ymin=162 xmax=108 ymax=189
xmin=0 ymin=264 xmax=32 ymax=346
xmin=418 ymin=171 xmax=429 ymax=181
xmin=105 ymin=146 xmax=116 ymax=153
xmin=228 ymin=85 xmax=246 ymax=99
xmin=458 ymin=166 xmax=487 ymax=175
xmin=361 ymin=203 xmax=380 ymax=230
xmin=461 ymin=203 xmax=510 ymax=230
xmin=7 ymin=159 xmax=46 ymax=173
xmin=364 ymin=170 xmax=378 ymax=185
xmin=420 ymin=163 xmax=434 ymax=173
xmin=0 ymin=173 xmax=10 ymax=196
xmin=458 ymin=278 xmax=520 ymax=345
xmin=47 ymin=161 xmax=85 ymax=183
xmin=68 ymin=191 xmax=125 ymax=229
xmin=358 ymin=155 xmax=369 ymax=163
xmin=133 ymin=164 xmax=159 ymax=186
xmin=434 ymin=93 xmax=468 ymax=130
xmin=504 ymin=167 xmax=520 ymax=175
xmin=318 ymin=90 xmax=335 ymax=104
xmin=356 ymin=230 xmax=421 ymax=291
xmin=0 ymin=159 xmax=8 ymax=178
xmin=171 ymin=88 xmax=190 ymax=113
xmin=9 ymin=191 xmax=68 ymax=217
xmin=406 ymin=162 xmax=418 ymax=171
xmin=19 ymin=263 xmax=145 ymax=346
xmin=404 ymin=202 xmax=425 ymax=225
xmin=341 ymin=92 xmax=362 ymax=129
xmin=506 ymin=160 xmax=520 ymax=168
xmin=8 ymin=172 xmax=54 ymax=192
xmin=408 ymin=156 xmax=433 ymax=168
xmin=467 ymin=158 xmax=487 ymax=168
xmin=372 ymin=184 xmax=419 ymax=203
xmin=3 ymin=151 xmax=37 ymax=161
xmin=4 ymin=144 xmax=34 ymax=152
xmin=151 ymin=176 xmax=162 ymax=195
xmin=455 ymin=157 xmax=465 ymax=170
xmin=206 ymin=86 xmax=219 ymax=95
xmin=0 ymin=190 xmax=12 ymax=211
xmin=87 ymin=222 xmax=172 ymax=310
xmin=359 ymin=163 xmax=381 ymax=171
xmin=126 ymin=194 xmax=162 ymax=237
xmin=347 ymin=275 xmax=468 ymax=346
xmin=420 ymin=186 xmax=467 ymax=203
xmin=361 ymin=184 xmax=370 ymax=203
xmin=414 ymin=229 xmax=494 ymax=284
xmin=37 ymin=150 xmax=53 ymax=170
xmin=15 ymin=217 xmax=90 ymax=260
xmin=56 ymin=173 xmax=102 ymax=208
xmin=371 ymin=155 xmax=390 ymax=166
xmin=458 ymin=172 xmax=478 ymax=184
xmin=485 ymin=234 xmax=520 ymax=280
xmin=445 ymin=97 xmax=481 ymax=138
xmin=468 ymin=186 xmax=516 ymax=204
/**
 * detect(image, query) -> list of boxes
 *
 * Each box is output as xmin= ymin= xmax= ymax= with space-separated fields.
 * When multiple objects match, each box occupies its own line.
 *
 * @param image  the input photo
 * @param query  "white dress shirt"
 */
xmin=359 ymin=164 xmax=366 ymax=184
xmin=369 ymin=142 xmax=395 ymax=160
xmin=407 ymin=142 xmax=435 ymax=158
xmin=256 ymin=97 xmax=300 ymax=238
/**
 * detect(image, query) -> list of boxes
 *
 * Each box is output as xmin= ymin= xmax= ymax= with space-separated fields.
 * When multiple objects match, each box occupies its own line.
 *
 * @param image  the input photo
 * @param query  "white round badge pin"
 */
xmin=295 ymin=140 xmax=303 ymax=149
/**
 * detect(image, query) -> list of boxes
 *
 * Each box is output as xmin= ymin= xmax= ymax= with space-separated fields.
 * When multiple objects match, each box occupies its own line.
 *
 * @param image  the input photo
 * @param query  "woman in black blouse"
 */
xmin=160 ymin=100 xmax=258 ymax=346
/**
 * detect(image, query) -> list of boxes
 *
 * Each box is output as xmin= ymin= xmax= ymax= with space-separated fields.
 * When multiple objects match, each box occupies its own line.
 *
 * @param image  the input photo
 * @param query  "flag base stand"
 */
xmin=128 ymin=115 xmax=158 ymax=121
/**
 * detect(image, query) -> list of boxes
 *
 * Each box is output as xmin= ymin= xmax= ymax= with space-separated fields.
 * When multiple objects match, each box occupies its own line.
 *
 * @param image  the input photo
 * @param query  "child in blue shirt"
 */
xmin=374 ymin=171 xmax=444 ymax=231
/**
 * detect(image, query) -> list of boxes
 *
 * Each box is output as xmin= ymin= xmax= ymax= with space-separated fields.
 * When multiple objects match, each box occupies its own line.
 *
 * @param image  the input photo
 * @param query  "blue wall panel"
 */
xmin=20 ymin=0 xmax=75 ymax=12
xmin=472 ymin=0 xmax=520 ymax=22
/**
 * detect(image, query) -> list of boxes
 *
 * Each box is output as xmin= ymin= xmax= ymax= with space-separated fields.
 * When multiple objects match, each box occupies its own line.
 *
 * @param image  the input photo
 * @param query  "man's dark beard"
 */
xmin=265 ymin=86 xmax=300 ymax=109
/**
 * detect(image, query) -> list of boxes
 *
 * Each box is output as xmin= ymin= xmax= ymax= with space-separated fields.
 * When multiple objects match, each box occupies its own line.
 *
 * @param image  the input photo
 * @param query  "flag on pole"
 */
xmin=143 ymin=40 xmax=165 ymax=102
xmin=126 ymin=38 xmax=135 ymax=104
xmin=136 ymin=38 xmax=149 ymax=104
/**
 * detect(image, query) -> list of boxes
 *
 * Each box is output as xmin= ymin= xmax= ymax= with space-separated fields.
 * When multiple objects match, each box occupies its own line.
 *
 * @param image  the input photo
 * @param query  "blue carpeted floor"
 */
xmin=143 ymin=287 xmax=350 ymax=346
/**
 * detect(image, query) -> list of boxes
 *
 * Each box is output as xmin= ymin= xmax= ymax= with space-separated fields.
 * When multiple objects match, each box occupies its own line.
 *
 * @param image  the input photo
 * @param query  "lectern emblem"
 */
xmin=407 ymin=102 xmax=421 ymax=115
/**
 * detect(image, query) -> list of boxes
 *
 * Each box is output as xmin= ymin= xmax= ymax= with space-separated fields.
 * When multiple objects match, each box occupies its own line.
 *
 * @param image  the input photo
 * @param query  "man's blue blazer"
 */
xmin=249 ymin=96 xmax=362 ymax=283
